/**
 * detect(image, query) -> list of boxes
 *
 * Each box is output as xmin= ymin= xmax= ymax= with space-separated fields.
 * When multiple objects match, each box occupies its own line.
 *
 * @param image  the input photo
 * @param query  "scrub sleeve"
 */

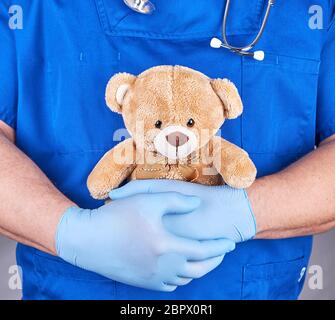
xmin=0 ymin=1 xmax=17 ymax=130
xmin=316 ymin=18 xmax=335 ymax=144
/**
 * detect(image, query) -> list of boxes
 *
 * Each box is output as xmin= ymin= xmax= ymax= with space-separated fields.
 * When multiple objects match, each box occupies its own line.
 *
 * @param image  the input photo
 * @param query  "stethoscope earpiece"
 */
xmin=210 ymin=38 xmax=265 ymax=61
xmin=210 ymin=37 xmax=224 ymax=49
xmin=253 ymin=51 xmax=265 ymax=61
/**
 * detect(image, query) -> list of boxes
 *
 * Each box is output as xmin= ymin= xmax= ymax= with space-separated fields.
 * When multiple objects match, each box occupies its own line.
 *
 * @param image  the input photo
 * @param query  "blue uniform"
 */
xmin=1 ymin=0 xmax=335 ymax=299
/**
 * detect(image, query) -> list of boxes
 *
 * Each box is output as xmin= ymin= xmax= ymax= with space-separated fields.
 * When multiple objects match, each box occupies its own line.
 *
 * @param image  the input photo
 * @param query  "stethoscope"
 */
xmin=123 ymin=0 xmax=275 ymax=61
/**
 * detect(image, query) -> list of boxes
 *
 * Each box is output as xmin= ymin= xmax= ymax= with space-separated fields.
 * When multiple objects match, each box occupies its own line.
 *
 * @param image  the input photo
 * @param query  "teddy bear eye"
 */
xmin=155 ymin=120 xmax=162 ymax=129
xmin=187 ymin=118 xmax=195 ymax=127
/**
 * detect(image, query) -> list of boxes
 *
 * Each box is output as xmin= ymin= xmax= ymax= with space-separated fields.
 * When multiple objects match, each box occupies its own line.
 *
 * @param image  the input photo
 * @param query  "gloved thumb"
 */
xmin=154 ymin=192 xmax=201 ymax=216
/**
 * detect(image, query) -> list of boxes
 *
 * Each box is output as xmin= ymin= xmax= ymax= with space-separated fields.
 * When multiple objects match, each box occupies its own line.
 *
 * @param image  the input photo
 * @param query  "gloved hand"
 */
xmin=110 ymin=180 xmax=257 ymax=243
xmin=56 ymin=192 xmax=235 ymax=292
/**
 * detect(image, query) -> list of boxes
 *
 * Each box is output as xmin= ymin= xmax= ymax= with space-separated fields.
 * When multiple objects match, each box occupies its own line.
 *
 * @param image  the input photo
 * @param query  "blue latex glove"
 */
xmin=110 ymin=180 xmax=257 ymax=243
xmin=56 ymin=192 xmax=235 ymax=292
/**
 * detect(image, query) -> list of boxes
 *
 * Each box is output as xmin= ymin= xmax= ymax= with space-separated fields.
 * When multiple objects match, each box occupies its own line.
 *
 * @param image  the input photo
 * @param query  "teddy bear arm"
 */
xmin=87 ymin=139 xmax=136 ymax=200
xmin=212 ymin=137 xmax=257 ymax=189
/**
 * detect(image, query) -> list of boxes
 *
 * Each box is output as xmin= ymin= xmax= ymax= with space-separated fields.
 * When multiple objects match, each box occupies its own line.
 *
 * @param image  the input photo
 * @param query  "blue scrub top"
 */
xmin=1 ymin=0 xmax=335 ymax=300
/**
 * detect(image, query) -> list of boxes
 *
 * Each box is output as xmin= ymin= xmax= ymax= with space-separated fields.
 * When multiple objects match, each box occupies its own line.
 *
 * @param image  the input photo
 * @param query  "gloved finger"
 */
xmin=163 ymin=212 xmax=224 ymax=241
xmin=160 ymin=283 xmax=178 ymax=292
xmin=163 ymin=211 xmax=202 ymax=239
xmin=151 ymin=192 xmax=201 ymax=217
xmin=179 ymin=255 xmax=224 ymax=279
xmin=171 ymin=237 xmax=235 ymax=261
xmin=109 ymin=179 xmax=197 ymax=200
xmin=164 ymin=277 xmax=193 ymax=286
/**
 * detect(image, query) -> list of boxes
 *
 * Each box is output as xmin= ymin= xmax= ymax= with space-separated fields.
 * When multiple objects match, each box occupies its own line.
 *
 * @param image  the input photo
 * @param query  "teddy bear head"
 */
xmin=105 ymin=65 xmax=243 ymax=160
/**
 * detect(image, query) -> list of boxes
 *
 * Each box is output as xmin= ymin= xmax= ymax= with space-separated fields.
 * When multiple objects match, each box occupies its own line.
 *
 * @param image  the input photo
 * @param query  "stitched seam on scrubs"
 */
xmin=110 ymin=12 xmax=134 ymax=33
xmin=243 ymin=52 xmax=321 ymax=75
xmin=105 ymin=29 xmax=286 ymax=39
xmin=243 ymin=256 xmax=305 ymax=282
xmin=94 ymin=0 xmax=110 ymax=33
xmin=105 ymin=30 xmax=220 ymax=40
xmin=243 ymin=58 xmax=320 ymax=75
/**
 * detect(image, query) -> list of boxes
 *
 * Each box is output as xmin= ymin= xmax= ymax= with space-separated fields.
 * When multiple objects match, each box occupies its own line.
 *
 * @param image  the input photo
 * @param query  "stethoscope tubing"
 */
xmin=222 ymin=0 xmax=275 ymax=54
xmin=123 ymin=0 xmax=275 ymax=59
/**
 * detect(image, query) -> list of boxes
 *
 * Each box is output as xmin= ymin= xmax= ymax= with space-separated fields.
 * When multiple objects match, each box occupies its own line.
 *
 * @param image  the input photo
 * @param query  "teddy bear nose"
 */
xmin=166 ymin=132 xmax=189 ymax=147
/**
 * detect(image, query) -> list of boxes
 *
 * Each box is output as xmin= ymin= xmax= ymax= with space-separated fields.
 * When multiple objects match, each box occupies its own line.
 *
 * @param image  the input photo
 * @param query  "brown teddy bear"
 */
xmin=87 ymin=65 xmax=256 ymax=200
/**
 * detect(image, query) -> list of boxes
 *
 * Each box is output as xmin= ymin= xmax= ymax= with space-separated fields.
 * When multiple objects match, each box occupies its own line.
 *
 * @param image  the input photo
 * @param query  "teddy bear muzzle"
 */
xmin=154 ymin=125 xmax=198 ymax=160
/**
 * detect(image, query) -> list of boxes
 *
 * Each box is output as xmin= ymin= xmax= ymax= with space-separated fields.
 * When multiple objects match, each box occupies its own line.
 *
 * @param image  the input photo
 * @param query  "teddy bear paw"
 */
xmin=87 ymin=177 xmax=112 ymax=200
xmin=223 ymin=156 xmax=257 ymax=189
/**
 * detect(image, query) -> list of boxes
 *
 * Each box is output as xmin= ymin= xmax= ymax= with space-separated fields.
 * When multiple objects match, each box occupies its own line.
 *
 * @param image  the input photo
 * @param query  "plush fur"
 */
xmin=87 ymin=65 xmax=256 ymax=200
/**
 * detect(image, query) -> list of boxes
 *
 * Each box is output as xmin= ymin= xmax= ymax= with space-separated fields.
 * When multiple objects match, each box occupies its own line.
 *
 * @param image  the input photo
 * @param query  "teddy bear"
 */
xmin=87 ymin=65 xmax=257 ymax=200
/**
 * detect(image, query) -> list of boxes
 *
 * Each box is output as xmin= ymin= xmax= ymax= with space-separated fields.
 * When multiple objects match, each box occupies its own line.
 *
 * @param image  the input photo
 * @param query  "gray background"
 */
xmin=1 ymin=232 xmax=334 ymax=300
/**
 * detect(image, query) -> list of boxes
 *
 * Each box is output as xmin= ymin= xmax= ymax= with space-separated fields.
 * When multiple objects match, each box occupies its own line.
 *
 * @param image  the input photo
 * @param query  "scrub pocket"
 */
xmin=49 ymin=59 xmax=124 ymax=154
xmin=241 ymin=54 xmax=320 ymax=155
xmin=33 ymin=249 xmax=116 ymax=300
xmin=95 ymin=0 xmax=267 ymax=39
xmin=241 ymin=256 xmax=307 ymax=300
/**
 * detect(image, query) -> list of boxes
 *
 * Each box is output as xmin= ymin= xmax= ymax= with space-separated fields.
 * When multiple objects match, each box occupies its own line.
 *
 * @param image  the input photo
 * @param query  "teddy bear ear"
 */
xmin=105 ymin=72 xmax=136 ymax=113
xmin=210 ymin=79 xmax=243 ymax=119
